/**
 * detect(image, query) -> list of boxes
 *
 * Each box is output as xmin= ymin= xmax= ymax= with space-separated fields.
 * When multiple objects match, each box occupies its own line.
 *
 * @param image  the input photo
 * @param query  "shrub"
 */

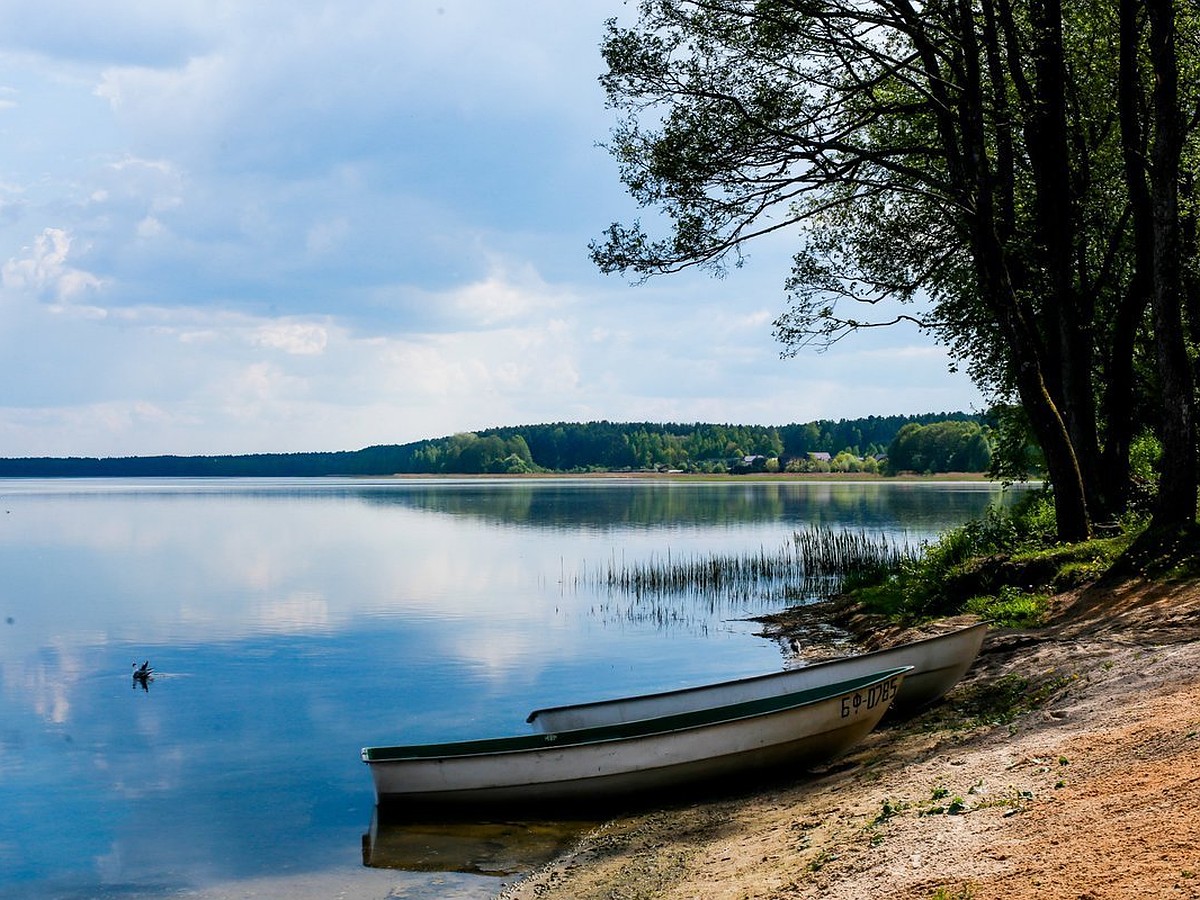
xmin=964 ymin=587 xmax=1050 ymax=627
xmin=848 ymin=488 xmax=1069 ymax=623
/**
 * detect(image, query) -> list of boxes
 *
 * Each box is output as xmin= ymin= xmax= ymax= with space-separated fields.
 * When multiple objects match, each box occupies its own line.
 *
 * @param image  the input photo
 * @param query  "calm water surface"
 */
xmin=0 ymin=477 xmax=1022 ymax=899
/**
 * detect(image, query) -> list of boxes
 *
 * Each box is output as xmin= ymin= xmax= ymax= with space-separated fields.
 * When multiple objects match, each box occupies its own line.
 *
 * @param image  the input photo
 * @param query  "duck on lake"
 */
xmin=132 ymin=661 xmax=153 ymax=690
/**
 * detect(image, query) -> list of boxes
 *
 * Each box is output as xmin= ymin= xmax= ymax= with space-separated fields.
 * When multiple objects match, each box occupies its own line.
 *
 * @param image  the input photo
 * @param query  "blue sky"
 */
xmin=0 ymin=1 xmax=984 ymax=458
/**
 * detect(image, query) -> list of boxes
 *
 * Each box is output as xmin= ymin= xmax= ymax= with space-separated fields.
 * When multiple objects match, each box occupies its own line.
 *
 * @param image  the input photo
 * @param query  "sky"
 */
xmin=0 ymin=0 xmax=986 ymax=458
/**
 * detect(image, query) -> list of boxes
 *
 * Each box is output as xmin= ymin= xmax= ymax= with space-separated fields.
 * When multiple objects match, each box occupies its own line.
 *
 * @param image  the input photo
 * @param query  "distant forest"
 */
xmin=0 ymin=412 xmax=993 ymax=477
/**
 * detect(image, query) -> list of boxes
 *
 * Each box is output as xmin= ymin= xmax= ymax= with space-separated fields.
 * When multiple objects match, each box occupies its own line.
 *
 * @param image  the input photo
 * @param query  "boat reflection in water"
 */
xmin=362 ymin=812 xmax=597 ymax=877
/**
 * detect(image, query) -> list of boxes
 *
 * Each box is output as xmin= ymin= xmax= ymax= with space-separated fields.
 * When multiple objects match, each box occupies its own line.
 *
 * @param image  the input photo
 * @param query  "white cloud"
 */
xmin=252 ymin=322 xmax=328 ymax=356
xmin=0 ymin=1 xmax=987 ymax=459
xmin=2 ymin=227 xmax=104 ymax=305
xmin=136 ymin=216 xmax=164 ymax=239
xmin=216 ymin=362 xmax=307 ymax=421
xmin=444 ymin=261 xmax=567 ymax=326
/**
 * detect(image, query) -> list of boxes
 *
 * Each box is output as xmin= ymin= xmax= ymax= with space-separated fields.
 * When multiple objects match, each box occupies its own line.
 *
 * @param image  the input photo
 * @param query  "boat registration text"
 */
xmin=841 ymin=676 xmax=902 ymax=718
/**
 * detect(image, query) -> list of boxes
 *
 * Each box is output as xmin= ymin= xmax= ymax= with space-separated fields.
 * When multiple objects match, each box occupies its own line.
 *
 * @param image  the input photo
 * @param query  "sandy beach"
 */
xmin=497 ymin=576 xmax=1200 ymax=900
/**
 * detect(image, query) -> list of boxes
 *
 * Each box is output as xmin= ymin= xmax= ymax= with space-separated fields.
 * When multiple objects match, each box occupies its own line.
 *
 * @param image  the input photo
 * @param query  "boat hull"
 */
xmin=527 ymin=622 xmax=986 ymax=733
xmin=363 ymin=667 xmax=907 ymax=808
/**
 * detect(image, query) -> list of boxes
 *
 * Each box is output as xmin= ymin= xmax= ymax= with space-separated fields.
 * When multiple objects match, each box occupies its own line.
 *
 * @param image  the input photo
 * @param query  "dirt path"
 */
xmin=499 ymin=578 xmax=1200 ymax=900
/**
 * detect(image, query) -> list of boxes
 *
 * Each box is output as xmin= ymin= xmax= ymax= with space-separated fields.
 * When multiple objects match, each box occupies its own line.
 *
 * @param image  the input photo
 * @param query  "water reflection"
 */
xmin=350 ymin=478 xmax=1017 ymax=531
xmin=0 ymin=477 xmax=1023 ymax=899
xmin=362 ymin=813 xmax=597 ymax=876
xmin=0 ymin=475 xmax=1026 ymax=531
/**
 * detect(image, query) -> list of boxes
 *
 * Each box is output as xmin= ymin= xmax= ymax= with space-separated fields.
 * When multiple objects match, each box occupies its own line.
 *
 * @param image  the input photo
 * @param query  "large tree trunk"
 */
xmin=970 ymin=0 xmax=1092 ymax=541
xmin=981 ymin=246 xmax=1093 ymax=542
xmin=1107 ymin=0 xmax=1157 ymax=512
xmin=1145 ymin=0 xmax=1198 ymax=529
xmin=1180 ymin=173 xmax=1200 ymax=393
xmin=1024 ymin=0 xmax=1106 ymax=523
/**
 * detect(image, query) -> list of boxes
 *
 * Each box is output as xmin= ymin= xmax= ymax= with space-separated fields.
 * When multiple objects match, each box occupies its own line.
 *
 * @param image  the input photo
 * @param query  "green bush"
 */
xmin=1127 ymin=431 xmax=1162 ymax=516
xmin=847 ymin=488 xmax=1085 ymax=623
xmin=964 ymin=587 xmax=1050 ymax=627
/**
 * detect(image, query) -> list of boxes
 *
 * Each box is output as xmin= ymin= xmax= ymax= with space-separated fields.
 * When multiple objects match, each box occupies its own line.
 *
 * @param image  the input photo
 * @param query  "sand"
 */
xmin=497 ymin=576 xmax=1200 ymax=900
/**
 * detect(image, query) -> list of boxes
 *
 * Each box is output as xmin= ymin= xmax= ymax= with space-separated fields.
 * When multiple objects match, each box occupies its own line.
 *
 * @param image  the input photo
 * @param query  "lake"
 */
xmin=0 ymin=477 xmax=1024 ymax=899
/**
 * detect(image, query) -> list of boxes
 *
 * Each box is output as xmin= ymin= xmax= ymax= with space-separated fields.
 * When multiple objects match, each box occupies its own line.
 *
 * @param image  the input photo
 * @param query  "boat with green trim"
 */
xmin=362 ymin=666 xmax=908 ymax=808
xmin=527 ymin=622 xmax=986 ymax=733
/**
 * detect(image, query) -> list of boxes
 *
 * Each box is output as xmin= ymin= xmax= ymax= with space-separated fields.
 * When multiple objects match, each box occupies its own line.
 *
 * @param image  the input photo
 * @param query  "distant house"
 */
xmin=808 ymin=451 xmax=832 ymax=462
xmin=731 ymin=454 xmax=768 ymax=474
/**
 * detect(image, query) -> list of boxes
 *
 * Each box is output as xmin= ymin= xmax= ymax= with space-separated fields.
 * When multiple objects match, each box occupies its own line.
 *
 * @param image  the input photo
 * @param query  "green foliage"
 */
xmin=930 ymin=886 xmax=975 ymax=900
xmin=1109 ymin=522 xmax=1200 ymax=581
xmin=964 ymin=587 xmax=1050 ymax=628
xmin=886 ymin=421 xmax=992 ymax=475
xmin=867 ymin=499 xmax=1044 ymax=619
xmin=920 ymin=785 xmax=968 ymax=816
xmin=0 ymin=414 xmax=987 ymax=477
xmin=1032 ymin=536 xmax=1134 ymax=589
xmin=591 ymin=0 xmax=1200 ymax=539
xmin=985 ymin=404 xmax=1045 ymax=484
xmin=843 ymin=580 xmax=910 ymax=618
xmin=778 ymin=413 xmax=981 ymax=461
xmin=871 ymin=797 xmax=908 ymax=826
xmin=1127 ymin=431 xmax=1163 ymax=515
xmin=1007 ymin=492 xmax=1060 ymax=547
xmin=844 ymin=488 xmax=1125 ymax=623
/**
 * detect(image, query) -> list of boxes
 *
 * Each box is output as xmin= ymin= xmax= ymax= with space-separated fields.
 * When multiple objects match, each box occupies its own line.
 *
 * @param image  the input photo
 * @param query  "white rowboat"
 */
xmin=362 ymin=666 xmax=909 ymax=808
xmin=527 ymin=622 xmax=985 ymax=733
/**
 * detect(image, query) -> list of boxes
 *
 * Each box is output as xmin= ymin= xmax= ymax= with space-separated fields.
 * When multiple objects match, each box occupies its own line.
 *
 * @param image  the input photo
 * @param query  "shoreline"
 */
xmin=370 ymin=471 xmax=1005 ymax=483
xmin=497 ymin=577 xmax=1200 ymax=899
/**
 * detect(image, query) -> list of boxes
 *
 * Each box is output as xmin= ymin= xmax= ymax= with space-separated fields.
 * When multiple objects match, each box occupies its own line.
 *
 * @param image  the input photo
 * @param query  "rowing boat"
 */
xmin=527 ymin=622 xmax=985 ymax=733
xmin=362 ymin=666 xmax=908 ymax=809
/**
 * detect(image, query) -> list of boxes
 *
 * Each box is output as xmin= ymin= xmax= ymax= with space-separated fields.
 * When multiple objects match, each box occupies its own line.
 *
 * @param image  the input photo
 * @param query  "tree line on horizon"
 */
xmin=0 ymin=413 xmax=994 ymax=478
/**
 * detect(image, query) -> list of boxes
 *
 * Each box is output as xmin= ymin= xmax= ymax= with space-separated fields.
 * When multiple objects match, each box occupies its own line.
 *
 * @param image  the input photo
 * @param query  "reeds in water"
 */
xmin=786 ymin=525 xmax=919 ymax=582
xmin=588 ymin=525 xmax=921 ymax=606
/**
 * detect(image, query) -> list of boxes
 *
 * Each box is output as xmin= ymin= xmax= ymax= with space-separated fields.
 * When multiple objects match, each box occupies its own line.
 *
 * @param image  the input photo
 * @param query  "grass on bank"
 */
xmin=847 ymin=482 xmax=1200 ymax=626
xmin=845 ymin=490 xmax=1142 ymax=626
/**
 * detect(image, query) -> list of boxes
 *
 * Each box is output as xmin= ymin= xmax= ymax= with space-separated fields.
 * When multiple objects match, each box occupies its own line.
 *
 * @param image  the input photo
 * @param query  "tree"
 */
xmin=592 ymin=0 xmax=1199 ymax=540
xmin=1140 ymin=0 xmax=1198 ymax=528
xmin=886 ymin=421 xmax=989 ymax=474
xmin=832 ymin=450 xmax=861 ymax=473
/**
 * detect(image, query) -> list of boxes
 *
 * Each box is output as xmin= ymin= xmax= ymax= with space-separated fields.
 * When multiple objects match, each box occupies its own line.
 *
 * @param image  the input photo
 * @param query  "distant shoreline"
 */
xmin=0 ymin=414 xmax=996 ymax=479
xmin=368 ymin=470 xmax=1002 ymax=482
xmin=0 ymin=470 xmax=1006 ymax=483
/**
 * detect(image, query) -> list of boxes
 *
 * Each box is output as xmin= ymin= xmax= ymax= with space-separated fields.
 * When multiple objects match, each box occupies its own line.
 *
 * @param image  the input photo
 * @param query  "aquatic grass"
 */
xmin=790 ymin=526 xmax=922 ymax=585
xmin=586 ymin=526 xmax=923 ymax=606
xmin=578 ymin=526 xmax=927 ymax=637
